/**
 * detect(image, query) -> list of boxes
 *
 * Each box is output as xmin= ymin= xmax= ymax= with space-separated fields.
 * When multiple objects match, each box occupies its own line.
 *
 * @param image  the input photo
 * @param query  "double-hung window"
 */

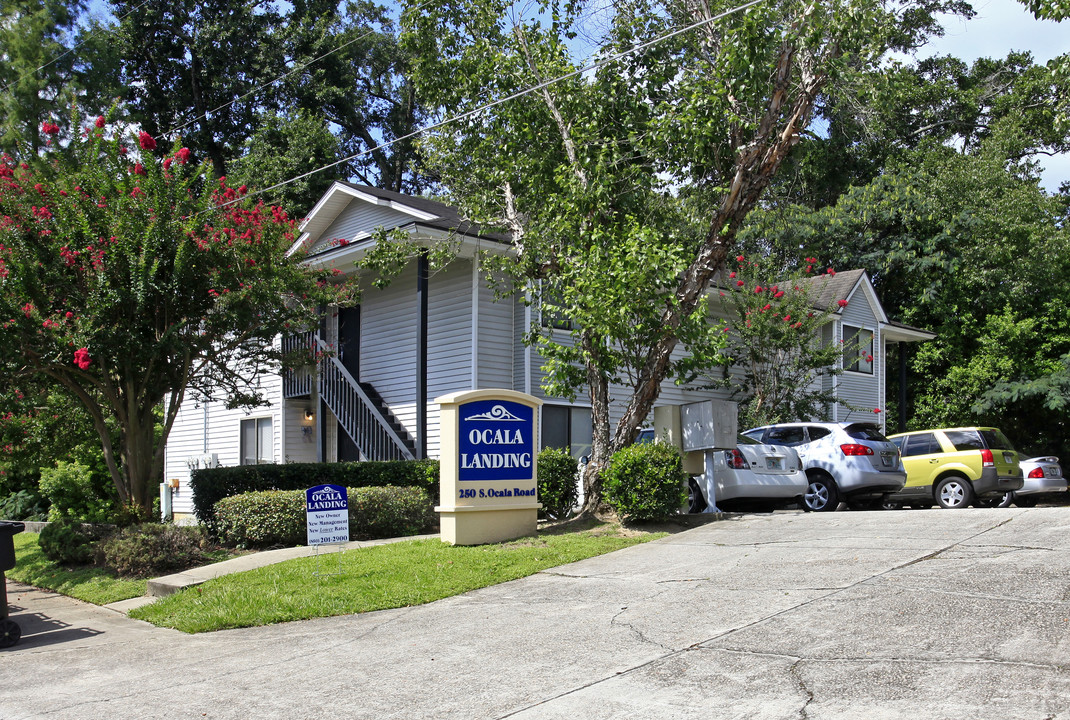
xmin=843 ymin=325 xmax=874 ymax=374
xmin=240 ymin=417 xmax=273 ymax=465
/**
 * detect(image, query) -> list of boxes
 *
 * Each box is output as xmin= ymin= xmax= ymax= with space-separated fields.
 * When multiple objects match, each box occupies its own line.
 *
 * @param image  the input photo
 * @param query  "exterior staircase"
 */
xmin=282 ymin=332 xmax=416 ymax=461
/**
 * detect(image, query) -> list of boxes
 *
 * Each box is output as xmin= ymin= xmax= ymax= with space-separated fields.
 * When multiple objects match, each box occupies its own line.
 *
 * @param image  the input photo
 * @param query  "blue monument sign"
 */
xmin=305 ymin=484 xmax=350 ymax=546
xmin=458 ymin=400 xmax=535 ymax=483
xmin=435 ymin=390 xmax=542 ymax=545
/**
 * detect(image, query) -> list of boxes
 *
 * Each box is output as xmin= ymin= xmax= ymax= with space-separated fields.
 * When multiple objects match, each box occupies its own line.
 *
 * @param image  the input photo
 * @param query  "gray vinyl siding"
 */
xmin=360 ymin=263 xmax=419 ymax=443
xmin=426 ymin=261 xmax=476 ymax=457
xmin=513 ymin=295 xmax=528 ymax=393
xmin=309 ymin=202 xmax=414 ymax=254
xmin=476 ymin=272 xmax=513 ymax=389
xmin=836 ymin=291 xmax=881 ymax=418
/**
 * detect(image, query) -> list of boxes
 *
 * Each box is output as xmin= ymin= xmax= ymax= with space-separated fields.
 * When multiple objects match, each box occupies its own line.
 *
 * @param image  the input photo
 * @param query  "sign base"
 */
xmin=436 ymin=503 xmax=540 ymax=545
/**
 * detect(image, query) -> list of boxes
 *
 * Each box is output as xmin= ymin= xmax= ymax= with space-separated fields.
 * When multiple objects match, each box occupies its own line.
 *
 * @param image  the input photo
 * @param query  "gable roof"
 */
xmin=291 ymin=181 xmax=510 ymax=260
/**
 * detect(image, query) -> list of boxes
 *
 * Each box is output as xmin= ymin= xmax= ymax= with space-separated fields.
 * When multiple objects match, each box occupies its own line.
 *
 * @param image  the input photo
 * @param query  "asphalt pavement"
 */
xmin=2 ymin=507 xmax=1070 ymax=719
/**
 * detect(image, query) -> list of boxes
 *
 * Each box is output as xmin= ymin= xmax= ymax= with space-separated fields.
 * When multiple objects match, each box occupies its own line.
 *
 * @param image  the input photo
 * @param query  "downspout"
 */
xmin=417 ymin=251 xmax=429 ymax=459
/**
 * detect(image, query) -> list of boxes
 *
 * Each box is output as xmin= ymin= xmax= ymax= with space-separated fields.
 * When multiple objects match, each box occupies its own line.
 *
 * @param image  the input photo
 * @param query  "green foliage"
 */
xmin=94 ymin=523 xmax=208 ymax=578
xmin=214 ymin=490 xmax=306 ymax=548
xmin=213 ymin=486 xmax=434 ymax=549
xmin=132 ymin=527 xmax=664 ymax=633
xmin=0 ymin=113 xmax=350 ymax=513
xmin=602 ymin=442 xmax=687 ymax=522
xmin=38 ymin=518 xmax=99 ymax=565
xmin=537 ymin=447 xmax=579 ymax=520
xmin=9 ymin=532 xmax=147 ymax=606
xmin=191 ymin=459 xmax=439 ymax=529
xmin=712 ymin=254 xmax=848 ymax=426
xmin=39 ymin=460 xmax=116 ymax=523
xmin=0 ymin=489 xmax=48 ymax=521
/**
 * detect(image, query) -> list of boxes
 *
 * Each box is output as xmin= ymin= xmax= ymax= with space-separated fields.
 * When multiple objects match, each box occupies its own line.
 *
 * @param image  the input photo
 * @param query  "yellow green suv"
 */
xmin=884 ymin=428 xmax=1024 ymax=509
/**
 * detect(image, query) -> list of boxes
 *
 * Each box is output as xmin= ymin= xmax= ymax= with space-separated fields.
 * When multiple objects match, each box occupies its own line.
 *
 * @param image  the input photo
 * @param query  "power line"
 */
xmin=164 ymin=0 xmax=438 ymax=140
xmin=236 ymin=0 xmax=768 ymax=207
xmin=0 ymin=0 xmax=156 ymax=97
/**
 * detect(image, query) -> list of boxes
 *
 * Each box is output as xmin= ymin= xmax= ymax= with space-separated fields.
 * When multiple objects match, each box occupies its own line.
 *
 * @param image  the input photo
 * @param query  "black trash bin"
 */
xmin=0 ymin=520 xmax=25 ymax=648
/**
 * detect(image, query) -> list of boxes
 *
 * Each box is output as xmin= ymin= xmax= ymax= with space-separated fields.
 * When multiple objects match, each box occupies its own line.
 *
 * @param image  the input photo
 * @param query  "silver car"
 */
xmin=688 ymin=435 xmax=807 ymax=512
xmin=742 ymin=422 xmax=906 ymax=512
xmin=982 ymin=456 xmax=1066 ymax=508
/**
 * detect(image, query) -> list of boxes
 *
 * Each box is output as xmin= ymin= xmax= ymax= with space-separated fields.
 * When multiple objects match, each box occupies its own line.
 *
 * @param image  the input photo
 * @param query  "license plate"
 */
xmin=881 ymin=453 xmax=894 ymax=467
xmin=1003 ymin=452 xmax=1015 ymax=464
xmin=766 ymin=457 xmax=783 ymax=470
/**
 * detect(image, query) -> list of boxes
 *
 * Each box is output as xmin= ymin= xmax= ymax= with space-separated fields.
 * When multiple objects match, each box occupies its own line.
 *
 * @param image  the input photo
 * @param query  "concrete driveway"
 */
xmin=2 ymin=507 xmax=1069 ymax=719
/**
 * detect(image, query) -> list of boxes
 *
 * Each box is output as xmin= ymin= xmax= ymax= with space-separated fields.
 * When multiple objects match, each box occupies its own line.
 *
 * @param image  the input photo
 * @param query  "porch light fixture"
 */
xmin=304 ymin=407 xmax=314 ymax=421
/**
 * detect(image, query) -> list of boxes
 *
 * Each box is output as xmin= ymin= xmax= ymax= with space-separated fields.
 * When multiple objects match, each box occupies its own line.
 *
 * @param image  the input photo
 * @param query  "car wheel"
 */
xmin=688 ymin=478 xmax=707 ymax=513
xmin=803 ymin=473 xmax=838 ymax=512
xmin=935 ymin=475 xmax=974 ymax=509
xmin=976 ymin=492 xmax=1013 ymax=508
xmin=1014 ymin=495 xmax=1038 ymax=508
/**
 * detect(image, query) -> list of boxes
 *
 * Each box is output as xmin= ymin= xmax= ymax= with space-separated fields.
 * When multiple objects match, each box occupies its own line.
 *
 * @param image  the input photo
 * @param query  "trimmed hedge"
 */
xmin=603 ymin=442 xmax=687 ymax=522
xmin=191 ymin=459 xmax=439 ymax=528
xmin=537 ymin=447 xmax=579 ymax=520
xmin=213 ymin=486 xmax=435 ymax=548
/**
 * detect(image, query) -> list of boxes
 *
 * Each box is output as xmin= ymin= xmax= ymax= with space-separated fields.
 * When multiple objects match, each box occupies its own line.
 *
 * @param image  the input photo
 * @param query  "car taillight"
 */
xmin=839 ymin=444 xmax=874 ymax=456
xmin=981 ymin=449 xmax=994 ymax=467
xmin=1028 ymin=467 xmax=1045 ymax=479
xmin=725 ymin=448 xmax=750 ymax=470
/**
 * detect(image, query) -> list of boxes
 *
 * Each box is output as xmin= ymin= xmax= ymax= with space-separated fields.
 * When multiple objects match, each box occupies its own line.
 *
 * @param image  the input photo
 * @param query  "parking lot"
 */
xmin=3 ymin=507 xmax=1070 ymax=719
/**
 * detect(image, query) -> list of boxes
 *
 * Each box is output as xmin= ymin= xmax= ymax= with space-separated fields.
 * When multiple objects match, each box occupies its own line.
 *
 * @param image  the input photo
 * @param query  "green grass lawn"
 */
xmin=131 ymin=524 xmax=665 ymax=633
xmin=8 ymin=533 xmax=146 ymax=606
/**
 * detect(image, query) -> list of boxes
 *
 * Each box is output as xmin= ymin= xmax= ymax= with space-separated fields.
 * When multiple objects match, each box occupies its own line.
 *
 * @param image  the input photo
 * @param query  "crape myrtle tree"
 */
xmin=399 ymin=0 xmax=964 ymax=514
xmin=712 ymin=254 xmax=851 ymax=428
xmin=0 ymin=113 xmax=349 ymax=515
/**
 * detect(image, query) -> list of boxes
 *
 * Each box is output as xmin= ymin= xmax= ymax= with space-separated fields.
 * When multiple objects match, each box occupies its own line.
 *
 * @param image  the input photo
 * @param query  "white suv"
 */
xmin=742 ymin=422 xmax=906 ymax=511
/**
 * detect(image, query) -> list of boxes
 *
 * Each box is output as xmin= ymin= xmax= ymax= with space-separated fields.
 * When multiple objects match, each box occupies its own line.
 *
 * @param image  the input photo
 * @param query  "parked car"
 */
xmin=688 ymin=435 xmax=808 ymax=512
xmin=741 ymin=422 xmax=905 ymax=512
xmin=980 ymin=456 xmax=1066 ymax=508
xmin=885 ymin=427 xmax=1024 ymax=509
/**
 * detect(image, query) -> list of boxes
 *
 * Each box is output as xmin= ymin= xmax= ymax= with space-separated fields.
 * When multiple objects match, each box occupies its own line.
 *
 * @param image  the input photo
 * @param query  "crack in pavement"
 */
xmin=710 ymin=646 xmax=1070 ymax=672
xmin=789 ymin=657 xmax=815 ymax=720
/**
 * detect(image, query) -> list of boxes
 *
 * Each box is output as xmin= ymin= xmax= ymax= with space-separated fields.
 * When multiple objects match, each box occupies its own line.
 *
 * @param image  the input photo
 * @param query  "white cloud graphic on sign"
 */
xmin=464 ymin=404 xmax=524 ymax=422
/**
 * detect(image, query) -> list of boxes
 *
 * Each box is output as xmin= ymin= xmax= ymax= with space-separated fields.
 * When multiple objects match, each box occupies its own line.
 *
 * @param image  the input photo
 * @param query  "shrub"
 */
xmin=0 ymin=489 xmax=48 ymax=521
xmin=95 ymin=524 xmax=208 ymax=578
xmin=602 ymin=442 xmax=687 ymax=522
xmin=538 ymin=447 xmax=579 ymax=520
xmin=191 ymin=459 xmax=439 ymax=529
xmin=348 ymin=486 xmax=435 ymax=540
xmin=38 ymin=518 xmax=101 ymax=564
xmin=213 ymin=486 xmax=436 ymax=548
xmin=215 ymin=490 xmax=305 ymax=548
xmin=39 ymin=460 xmax=115 ymax=523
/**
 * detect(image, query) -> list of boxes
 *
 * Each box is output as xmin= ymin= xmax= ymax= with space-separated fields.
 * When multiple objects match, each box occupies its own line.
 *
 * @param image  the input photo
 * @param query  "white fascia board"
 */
xmin=882 ymin=324 xmax=936 ymax=343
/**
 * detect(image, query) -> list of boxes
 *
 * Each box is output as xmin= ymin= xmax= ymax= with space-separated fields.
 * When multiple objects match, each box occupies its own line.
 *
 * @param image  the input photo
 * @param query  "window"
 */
xmin=240 ymin=417 xmax=273 ymax=465
xmin=944 ymin=430 xmax=984 ymax=451
xmin=843 ymin=325 xmax=874 ymax=374
xmin=537 ymin=285 xmax=575 ymax=331
xmin=765 ymin=426 xmax=806 ymax=446
xmin=807 ymin=426 xmax=833 ymax=441
xmin=541 ymin=405 xmax=593 ymax=460
xmin=902 ymin=433 xmax=940 ymax=457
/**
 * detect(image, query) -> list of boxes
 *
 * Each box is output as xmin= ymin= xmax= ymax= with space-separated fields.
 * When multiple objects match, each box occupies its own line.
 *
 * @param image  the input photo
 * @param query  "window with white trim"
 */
xmin=541 ymin=405 xmax=593 ymax=460
xmin=240 ymin=417 xmax=273 ymax=465
xmin=843 ymin=325 xmax=874 ymax=374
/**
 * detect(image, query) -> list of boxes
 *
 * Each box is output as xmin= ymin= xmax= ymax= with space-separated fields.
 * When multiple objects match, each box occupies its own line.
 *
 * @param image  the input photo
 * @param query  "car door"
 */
xmin=899 ymin=432 xmax=944 ymax=490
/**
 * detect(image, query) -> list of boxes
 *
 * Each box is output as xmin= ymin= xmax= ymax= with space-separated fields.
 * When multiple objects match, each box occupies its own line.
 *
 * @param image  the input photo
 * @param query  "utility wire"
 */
xmin=164 ymin=0 xmax=438 ymax=139
xmin=236 ymin=0 xmax=768 ymax=208
xmin=0 ymin=0 xmax=156 ymax=97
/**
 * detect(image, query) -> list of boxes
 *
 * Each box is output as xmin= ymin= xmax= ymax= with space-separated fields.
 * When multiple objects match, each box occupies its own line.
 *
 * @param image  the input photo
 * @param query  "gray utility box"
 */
xmin=680 ymin=399 xmax=739 ymax=452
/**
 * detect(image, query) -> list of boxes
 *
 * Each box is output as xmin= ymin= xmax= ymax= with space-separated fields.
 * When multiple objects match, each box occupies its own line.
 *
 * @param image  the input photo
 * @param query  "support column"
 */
xmin=416 ymin=252 xmax=429 ymax=459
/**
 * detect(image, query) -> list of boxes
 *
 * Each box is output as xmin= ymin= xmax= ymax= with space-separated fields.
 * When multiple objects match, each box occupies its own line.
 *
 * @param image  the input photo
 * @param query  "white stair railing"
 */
xmin=316 ymin=337 xmax=415 ymax=461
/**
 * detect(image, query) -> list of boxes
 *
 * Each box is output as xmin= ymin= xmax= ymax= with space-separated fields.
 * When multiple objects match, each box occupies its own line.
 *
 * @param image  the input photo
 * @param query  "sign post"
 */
xmin=435 ymin=389 xmax=542 ymax=545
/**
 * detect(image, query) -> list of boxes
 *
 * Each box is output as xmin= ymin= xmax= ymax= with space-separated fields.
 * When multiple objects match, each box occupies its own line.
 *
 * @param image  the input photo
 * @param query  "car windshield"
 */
xmin=980 ymin=429 xmax=1016 ymax=452
xmin=844 ymin=423 xmax=887 ymax=442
